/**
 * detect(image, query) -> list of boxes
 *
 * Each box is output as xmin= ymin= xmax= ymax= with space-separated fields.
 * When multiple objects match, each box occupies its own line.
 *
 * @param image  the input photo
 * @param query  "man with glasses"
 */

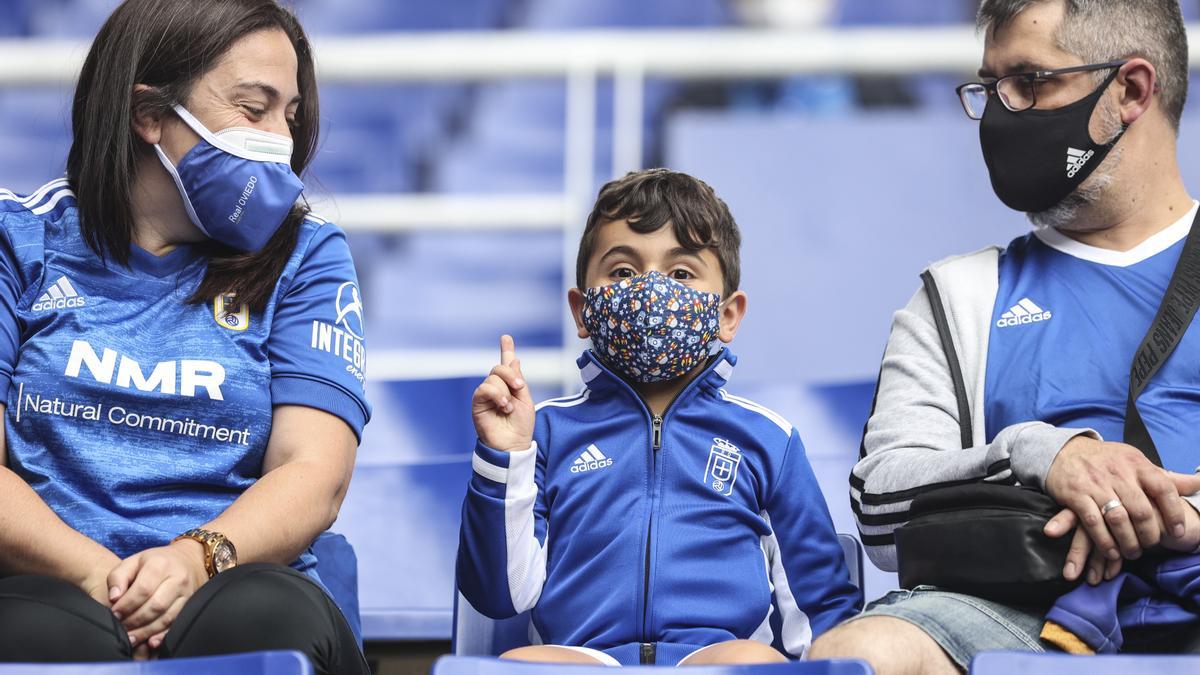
xmin=810 ymin=1 xmax=1200 ymax=673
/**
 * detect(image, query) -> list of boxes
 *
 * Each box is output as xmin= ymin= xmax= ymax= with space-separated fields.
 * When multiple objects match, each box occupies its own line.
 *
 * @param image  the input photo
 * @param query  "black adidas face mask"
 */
xmin=979 ymin=69 xmax=1126 ymax=213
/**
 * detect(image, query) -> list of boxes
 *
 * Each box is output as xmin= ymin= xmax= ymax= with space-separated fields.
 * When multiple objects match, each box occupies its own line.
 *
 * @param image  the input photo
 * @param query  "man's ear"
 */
xmin=130 ymin=84 xmax=165 ymax=146
xmin=717 ymin=291 xmax=748 ymax=343
xmin=1115 ymin=57 xmax=1157 ymax=126
xmin=568 ymin=288 xmax=589 ymax=339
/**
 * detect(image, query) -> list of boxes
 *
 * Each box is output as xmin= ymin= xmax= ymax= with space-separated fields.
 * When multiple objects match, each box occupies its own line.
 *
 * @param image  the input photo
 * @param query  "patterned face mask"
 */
xmin=581 ymin=270 xmax=724 ymax=383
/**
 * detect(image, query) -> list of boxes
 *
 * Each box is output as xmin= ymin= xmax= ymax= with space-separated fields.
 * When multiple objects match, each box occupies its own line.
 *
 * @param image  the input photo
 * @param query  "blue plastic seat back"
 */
xmin=434 ymin=656 xmax=871 ymax=674
xmin=452 ymin=533 xmax=865 ymax=656
xmin=311 ymin=531 xmax=362 ymax=647
xmin=837 ymin=533 xmax=863 ymax=593
xmin=970 ymin=652 xmax=1200 ymax=674
xmin=834 ymin=0 xmax=974 ymax=25
xmin=521 ymin=0 xmax=730 ymax=29
xmin=292 ymin=0 xmax=508 ymax=34
xmin=0 ymin=650 xmax=312 ymax=674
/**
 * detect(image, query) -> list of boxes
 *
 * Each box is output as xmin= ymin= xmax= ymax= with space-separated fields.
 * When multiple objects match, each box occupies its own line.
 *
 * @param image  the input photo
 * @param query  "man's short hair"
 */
xmin=977 ymin=0 xmax=1188 ymax=130
xmin=576 ymin=168 xmax=741 ymax=297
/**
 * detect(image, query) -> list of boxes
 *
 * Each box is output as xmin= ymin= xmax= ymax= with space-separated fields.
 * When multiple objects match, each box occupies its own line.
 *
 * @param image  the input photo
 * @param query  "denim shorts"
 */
xmin=852 ymin=586 xmax=1200 ymax=671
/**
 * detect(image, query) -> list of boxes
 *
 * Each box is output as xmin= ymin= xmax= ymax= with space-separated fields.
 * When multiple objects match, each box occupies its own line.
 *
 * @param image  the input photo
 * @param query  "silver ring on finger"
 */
xmin=1101 ymin=498 xmax=1124 ymax=516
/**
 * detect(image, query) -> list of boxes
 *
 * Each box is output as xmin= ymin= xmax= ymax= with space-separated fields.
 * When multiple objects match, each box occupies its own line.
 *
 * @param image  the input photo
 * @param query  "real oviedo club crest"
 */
xmin=704 ymin=437 xmax=742 ymax=497
xmin=213 ymin=293 xmax=248 ymax=331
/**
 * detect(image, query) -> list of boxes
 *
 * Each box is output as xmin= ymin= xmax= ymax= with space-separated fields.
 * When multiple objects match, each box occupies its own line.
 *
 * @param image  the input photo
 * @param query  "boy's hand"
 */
xmin=472 ymin=335 xmax=535 ymax=452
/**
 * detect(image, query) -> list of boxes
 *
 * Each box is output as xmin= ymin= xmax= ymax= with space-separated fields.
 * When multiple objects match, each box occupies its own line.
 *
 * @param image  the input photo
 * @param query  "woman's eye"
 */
xmin=241 ymin=104 xmax=266 ymax=118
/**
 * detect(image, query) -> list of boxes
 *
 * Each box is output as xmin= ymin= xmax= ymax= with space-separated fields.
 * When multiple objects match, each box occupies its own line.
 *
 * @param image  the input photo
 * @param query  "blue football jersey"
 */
xmin=0 ymin=179 xmax=371 ymax=577
xmin=985 ymin=202 xmax=1200 ymax=473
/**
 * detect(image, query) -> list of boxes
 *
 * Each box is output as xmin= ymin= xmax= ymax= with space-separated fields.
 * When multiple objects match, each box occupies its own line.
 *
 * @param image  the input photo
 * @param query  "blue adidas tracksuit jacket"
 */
xmin=456 ymin=349 xmax=862 ymax=665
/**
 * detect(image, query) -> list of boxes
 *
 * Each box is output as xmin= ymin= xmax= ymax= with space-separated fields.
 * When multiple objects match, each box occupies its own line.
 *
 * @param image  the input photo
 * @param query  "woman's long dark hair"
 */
xmin=66 ymin=0 xmax=320 ymax=312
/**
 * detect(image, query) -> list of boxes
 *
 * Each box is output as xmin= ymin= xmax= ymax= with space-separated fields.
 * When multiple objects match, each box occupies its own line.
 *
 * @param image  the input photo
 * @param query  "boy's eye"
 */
xmin=613 ymin=268 xmax=636 ymax=278
xmin=671 ymin=269 xmax=694 ymax=281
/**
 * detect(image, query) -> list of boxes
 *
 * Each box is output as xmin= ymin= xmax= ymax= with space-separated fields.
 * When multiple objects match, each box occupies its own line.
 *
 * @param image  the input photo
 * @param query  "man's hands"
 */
xmin=472 ymin=335 xmax=535 ymax=452
xmin=106 ymin=538 xmax=209 ymax=651
xmin=1043 ymin=435 xmax=1200 ymax=584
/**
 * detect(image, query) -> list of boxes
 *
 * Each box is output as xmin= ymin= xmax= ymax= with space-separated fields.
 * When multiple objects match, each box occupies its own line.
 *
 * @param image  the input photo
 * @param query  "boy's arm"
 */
xmin=456 ymin=437 xmax=549 ymax=619
xmin=764 ymin=429 xmax=863 ymax=659
xmin=456 ymin=335 xmax=547 ymax=619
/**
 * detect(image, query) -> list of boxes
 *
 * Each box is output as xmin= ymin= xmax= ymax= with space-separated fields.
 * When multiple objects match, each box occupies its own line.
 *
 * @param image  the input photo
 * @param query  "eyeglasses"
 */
xmin=955 ymin=59 xmax=1127 ymax=120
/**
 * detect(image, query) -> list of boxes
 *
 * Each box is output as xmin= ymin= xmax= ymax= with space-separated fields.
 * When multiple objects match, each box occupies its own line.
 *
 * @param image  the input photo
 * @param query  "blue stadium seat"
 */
xmin=292 ymin=0 xmax=509 ymax=34
xmin=970 ymin=652 xmax=1200 ymax=674
xmin=338 ymin=378 xmax=487 ymax=641
xmin=432 ymin=656 xmax=873 ymax=674
xmin=311 ymin=531 xmax=363 ymax=647
xmin=0 ymin=87 xmax=73 ymax=193
xmin=520 ymin=0 xmax=730 ymax=29
xmin=0 ymin=650 xmax=312 ymax=674
xmin=838 ymin=533 xmax=864 ymax=592
xmin=337 ymin=375 xmax=564 ymax=643
xmin=350 ymin=231 xmax=563 ymax=350
xmin=0 ymin=0 xmax=32 ymax=36
xmin=432 ymin=0 xmax=729 ymax=194
xmin=27 ymin=0 xmax=116 ymax=37
xmin=1180 ymin=0 xmax=1200 ymax=22
xmin=833 ymin=0 xmax=974 ymax=26
xmin=451 ymin=533 xmax=864 ymax=657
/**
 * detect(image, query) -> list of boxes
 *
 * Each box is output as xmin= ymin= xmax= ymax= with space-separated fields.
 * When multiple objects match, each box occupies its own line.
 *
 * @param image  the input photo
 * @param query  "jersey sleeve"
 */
xmin=0 ymin=215 xmax=22 ymax=401
xmin=268 ymin=223 xmax=371 ymax=441
xmin=764 ymin=429 xmax=863 ymax=658
xmin=456 ymin=422 xmax=550 ymax=619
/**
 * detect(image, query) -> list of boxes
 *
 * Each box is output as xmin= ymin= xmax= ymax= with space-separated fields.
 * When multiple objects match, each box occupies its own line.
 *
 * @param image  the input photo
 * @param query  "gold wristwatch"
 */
xmin=174 ymin=528 xmax=238 ymax=578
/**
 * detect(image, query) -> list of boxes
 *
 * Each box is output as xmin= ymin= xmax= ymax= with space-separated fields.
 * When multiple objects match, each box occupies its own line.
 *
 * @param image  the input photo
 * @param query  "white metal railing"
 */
xmin=0 ymin=28 xmax=988 ymax=86
xmin=5 ymin=26 xmax=1198 ymax=384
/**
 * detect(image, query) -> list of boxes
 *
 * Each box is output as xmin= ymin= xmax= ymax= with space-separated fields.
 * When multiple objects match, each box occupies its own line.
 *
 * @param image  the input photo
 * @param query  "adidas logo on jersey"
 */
xmin=32 ymin=276 xmax=87 ymax=311
xmin=1066 ymin=147 xmax=1094 ymax=178
xmin=996 ymin=298 xmax=1053 ymax=328
xmin=570 ymin=444 xmax=613 ymax=474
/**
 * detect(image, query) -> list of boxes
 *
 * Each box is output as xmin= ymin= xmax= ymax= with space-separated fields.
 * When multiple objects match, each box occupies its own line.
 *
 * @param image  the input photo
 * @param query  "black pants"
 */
xmin=0 ymin=563 xmax=368 ymax=675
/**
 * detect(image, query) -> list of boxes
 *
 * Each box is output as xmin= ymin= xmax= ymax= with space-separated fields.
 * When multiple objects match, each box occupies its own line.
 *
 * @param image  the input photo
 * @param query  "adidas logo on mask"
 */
xmin=1066 ymin=147 xmax=1094 ymax=178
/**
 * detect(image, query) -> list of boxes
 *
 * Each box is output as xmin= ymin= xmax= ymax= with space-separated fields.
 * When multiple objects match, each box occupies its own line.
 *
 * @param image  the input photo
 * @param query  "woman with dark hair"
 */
xmin=0 ymin=1 xmax=369 ymax=672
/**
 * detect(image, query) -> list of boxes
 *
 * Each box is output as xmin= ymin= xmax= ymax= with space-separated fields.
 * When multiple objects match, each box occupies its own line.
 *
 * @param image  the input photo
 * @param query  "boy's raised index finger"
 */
xmin=500 ymin=334 xmax=517 ymax=366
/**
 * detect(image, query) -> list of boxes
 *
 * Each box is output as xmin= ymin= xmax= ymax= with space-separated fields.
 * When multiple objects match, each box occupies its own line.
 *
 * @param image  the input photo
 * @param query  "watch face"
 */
xmin=213 ymin=541 xmax=237 ymax=573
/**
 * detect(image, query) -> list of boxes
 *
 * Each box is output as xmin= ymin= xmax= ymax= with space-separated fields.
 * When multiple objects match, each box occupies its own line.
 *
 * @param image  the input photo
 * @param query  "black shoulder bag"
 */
xmin=894 ymin=209 xmax=1200 ymax=604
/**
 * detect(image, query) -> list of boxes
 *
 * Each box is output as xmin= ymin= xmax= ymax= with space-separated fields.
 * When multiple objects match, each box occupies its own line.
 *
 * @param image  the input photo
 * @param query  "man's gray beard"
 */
xmin=1027 ymin=100 xmax=1125 ymax=233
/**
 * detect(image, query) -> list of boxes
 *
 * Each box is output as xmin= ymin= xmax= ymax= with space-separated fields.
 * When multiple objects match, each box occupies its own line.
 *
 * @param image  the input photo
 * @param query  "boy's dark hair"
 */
xmin=576 ymin=169 xmax=741 ymax=296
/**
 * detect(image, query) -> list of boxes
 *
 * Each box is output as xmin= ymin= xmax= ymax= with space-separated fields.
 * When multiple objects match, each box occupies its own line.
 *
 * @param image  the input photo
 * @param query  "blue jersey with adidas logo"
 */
xmin=0 ymin=179 xmax=370 ymax=578
xmin=985 ymin=201 xmax=1200 ymax=473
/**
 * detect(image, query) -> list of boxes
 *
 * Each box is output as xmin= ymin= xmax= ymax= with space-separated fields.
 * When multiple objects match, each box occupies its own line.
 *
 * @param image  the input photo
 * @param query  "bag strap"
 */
xmin=921 ymin=270 xmax=973 ymax=451
xmin=1123 ymin=208 xmax=1200 ymax=466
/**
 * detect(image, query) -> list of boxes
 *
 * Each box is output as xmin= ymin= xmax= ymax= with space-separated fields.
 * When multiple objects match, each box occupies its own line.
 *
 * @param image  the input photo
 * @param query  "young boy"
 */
xmin=457 ymin=169 xmax=861 ymax=666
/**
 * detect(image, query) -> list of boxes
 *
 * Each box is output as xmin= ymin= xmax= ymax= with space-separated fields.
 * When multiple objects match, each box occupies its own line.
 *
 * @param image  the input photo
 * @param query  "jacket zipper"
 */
xmin=639 ymin=414 xmax=663 ymax=664
xmin=638 ymin=410 xmax=667 ymax=662
xmin=582 ymin=352 xmax=726 ymax=664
